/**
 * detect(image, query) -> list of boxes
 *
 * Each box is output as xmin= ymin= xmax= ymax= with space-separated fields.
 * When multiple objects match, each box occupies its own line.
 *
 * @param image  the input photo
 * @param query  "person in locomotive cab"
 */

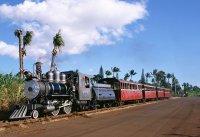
xmin=85 ymin=76 xmax=90 ymax=88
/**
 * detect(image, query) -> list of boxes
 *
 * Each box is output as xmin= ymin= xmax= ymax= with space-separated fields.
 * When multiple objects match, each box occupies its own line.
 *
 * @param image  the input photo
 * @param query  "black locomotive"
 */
xmin=10 ymin=64 xmax=116 ymax=119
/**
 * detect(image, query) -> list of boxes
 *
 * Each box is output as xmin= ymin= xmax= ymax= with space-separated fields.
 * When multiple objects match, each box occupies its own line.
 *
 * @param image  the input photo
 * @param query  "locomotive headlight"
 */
xmin=24 ymin=80 xmax=40 ymax=100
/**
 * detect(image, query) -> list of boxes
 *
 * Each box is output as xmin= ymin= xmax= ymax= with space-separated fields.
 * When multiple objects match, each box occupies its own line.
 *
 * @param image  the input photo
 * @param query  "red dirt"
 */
xmin=0 ymin=97 xmax=200 ymax=137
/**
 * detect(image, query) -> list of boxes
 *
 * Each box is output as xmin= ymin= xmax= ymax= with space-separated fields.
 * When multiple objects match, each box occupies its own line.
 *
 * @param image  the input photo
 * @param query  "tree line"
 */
xmin=93 ymin=66 xmax=175 ymax=88
xmin=182 ymin=82 xmax=200 ymax=96
xmin=93 ymin=66 xmax=200 ymax=96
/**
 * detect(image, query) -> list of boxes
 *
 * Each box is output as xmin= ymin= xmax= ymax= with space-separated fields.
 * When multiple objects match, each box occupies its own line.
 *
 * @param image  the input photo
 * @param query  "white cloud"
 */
xmin=0 ymin=41 xmax=18 ymax=59
xmin=0 ymin=0 xmax=148 ymax=61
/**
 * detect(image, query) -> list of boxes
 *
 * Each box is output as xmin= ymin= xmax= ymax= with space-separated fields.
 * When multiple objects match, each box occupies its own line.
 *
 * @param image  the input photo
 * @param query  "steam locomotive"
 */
xmin=10 ymin=63 xmax=116 ymax=119
xmin=9 ymin=63 xmax=170 ymax=119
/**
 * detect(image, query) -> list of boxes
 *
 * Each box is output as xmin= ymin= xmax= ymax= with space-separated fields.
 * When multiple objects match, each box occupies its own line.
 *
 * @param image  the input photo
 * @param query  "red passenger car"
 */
xmin=164 ymin=88 xmax=171 ymax=98
xmin=98 ymin=78 xmax=171 ymax=104
xmin=98 ymin=78 xmax=143 ymax=103
xmin=157 ymin=87 xmax=165 ymax=99
xmin=120 ymin=81 xmax=143 ymax=101
xmin=142 ymin=84 xmax=157 ymax=100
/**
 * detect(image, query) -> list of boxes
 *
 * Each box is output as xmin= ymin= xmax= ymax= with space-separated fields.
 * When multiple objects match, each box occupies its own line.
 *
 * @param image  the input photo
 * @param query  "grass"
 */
xmin=0 ymin=73 xmax=25 ymax=111
xmin=187 ymin=90 xmax=200 ymax=97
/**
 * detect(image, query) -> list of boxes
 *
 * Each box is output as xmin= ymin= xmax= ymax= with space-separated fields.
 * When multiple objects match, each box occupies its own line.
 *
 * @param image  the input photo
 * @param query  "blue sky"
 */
xmin=0 ymin=0 xmax=199 ymax=86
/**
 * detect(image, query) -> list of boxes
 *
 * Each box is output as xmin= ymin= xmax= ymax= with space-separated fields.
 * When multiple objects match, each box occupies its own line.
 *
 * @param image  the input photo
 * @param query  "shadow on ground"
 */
xmin=164 ymin=133 xmax=199 ymax=137
xmin=0 ymin=110 xmax=11 ymax=121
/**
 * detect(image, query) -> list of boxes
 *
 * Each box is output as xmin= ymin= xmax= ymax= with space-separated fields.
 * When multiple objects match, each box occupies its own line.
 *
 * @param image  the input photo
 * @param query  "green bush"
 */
xmin=187 ymin=90 xmax=200 ymax=97
xmin=0 ymin=73 xmax=25 ymax=111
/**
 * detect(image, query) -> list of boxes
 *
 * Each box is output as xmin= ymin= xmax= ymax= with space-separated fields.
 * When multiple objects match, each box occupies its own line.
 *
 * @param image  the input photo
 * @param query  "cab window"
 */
xmin=85 ymin=76 xmax=90 ymax=88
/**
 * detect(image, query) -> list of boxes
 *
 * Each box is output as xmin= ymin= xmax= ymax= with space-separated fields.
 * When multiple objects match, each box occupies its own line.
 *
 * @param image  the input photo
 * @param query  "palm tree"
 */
xmin=151 ymin=69 xmax=166 ymax=86
xmin=92 ymin=74 xmax=103 ymax=83
xmin=111 ymin=67 xmax=115 ymax=77
xmin=22 ymin=31 xmax=33 ymax=72
xmin=172 ymin=76 xmax=178 ymax=95
xmin=182 ymin=82 xmax=188 ymax=91
xmin=156 ymin=70 xmax=166 ymax=86
xmin=145 ymin=72 xmax=151 ymax=83
xmin=116 ymin=73 xmax=119 ymax=79
xmin=124 ymin=73 xmax=130 ymax=81
xmin=50 ymin=30 xmax=64 ymax=71
xmin=129 ymin=69 xmax=137 ymax=81
xmin=22 ymin=31 xmax=33 ymax=55
xmin=14 ymin=29 xmax=23 ymax=79
xmin=14 ymin=30 xmax=34 ymax=79
xmin=105 ymin=70 xmax=112 ymax=78
xmin=115 ymin=67 xmax=120 ymax=78
xmin=166 ymin=73 xmax=172 ymax=84
xmin=151 ymin=69 xmax=158 ymax=85
xmin=111 ymin=67 xmax=120 ymax=78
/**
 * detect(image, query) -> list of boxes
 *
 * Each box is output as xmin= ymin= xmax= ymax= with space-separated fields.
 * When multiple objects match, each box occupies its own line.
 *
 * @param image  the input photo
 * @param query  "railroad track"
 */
xmin=0 ymin=99 xmax=173 ymax=132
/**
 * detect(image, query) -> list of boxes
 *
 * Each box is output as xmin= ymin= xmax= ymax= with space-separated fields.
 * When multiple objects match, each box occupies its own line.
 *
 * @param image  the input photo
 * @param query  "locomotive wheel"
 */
xmin=51 ymin=108 xmax=60 ymax=116
xmin=101 ymin=104 xmax=106 ymax=108
xmin=62 ymin=100 xmax=72 ymax=114
xmin=31 ymin=110 xmax=39 ymax=119
xmin=62 ymin=105 xmax=72 ymax=114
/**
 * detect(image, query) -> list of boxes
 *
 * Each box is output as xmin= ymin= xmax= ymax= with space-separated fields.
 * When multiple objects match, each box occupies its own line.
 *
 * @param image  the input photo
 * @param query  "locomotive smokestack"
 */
xmin=33 ymin=62 xmax=42 ymax=79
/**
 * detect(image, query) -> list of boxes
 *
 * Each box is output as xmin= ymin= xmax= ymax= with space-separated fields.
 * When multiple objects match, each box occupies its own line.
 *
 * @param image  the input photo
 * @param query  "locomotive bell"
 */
xmin=54 ymin=70 xmax=60 ymax=83
xmin=60 ymin=73 xmax=66 ymax=84
xmin=47 ymin=71 xmax=54 ymax=82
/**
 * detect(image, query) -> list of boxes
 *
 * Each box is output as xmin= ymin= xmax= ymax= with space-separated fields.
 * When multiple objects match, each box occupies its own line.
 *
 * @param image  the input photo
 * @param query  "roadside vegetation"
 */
xmin=187 ymin=91 xmax=200 ymax=96
xmin=0 ymin=73 xmax=25 ymax=111
xmin=93 ymin=66 xmax=200 ymax=97
xmin=182 ymin=83 xmax=200 ymax=96
xmin=93 ymin=67 xmax=176 ymax=90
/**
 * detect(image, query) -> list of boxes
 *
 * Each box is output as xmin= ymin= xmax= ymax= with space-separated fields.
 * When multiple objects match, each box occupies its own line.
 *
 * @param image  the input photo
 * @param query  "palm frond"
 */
xmin=53 ymin=30 xmax=64 ymax=51
xmin=23 ymin=31 xmax=33 ymax=47
xmin=14 ymin=29 xmax=22 ymax=37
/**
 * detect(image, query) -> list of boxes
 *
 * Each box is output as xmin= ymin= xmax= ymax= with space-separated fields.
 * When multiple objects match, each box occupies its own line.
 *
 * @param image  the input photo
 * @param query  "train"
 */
xmin=9 ymin=63 xmax=171 ymax=119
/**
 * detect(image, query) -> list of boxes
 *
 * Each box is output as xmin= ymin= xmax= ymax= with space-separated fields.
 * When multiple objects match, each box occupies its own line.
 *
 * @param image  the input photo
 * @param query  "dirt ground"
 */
xmin=0 ymin=97 xmax=200 ymax=137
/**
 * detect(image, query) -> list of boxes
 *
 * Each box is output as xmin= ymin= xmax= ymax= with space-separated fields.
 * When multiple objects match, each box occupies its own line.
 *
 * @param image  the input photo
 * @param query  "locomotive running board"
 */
xmin=9 ymin=105 xmax=31 ymax=119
